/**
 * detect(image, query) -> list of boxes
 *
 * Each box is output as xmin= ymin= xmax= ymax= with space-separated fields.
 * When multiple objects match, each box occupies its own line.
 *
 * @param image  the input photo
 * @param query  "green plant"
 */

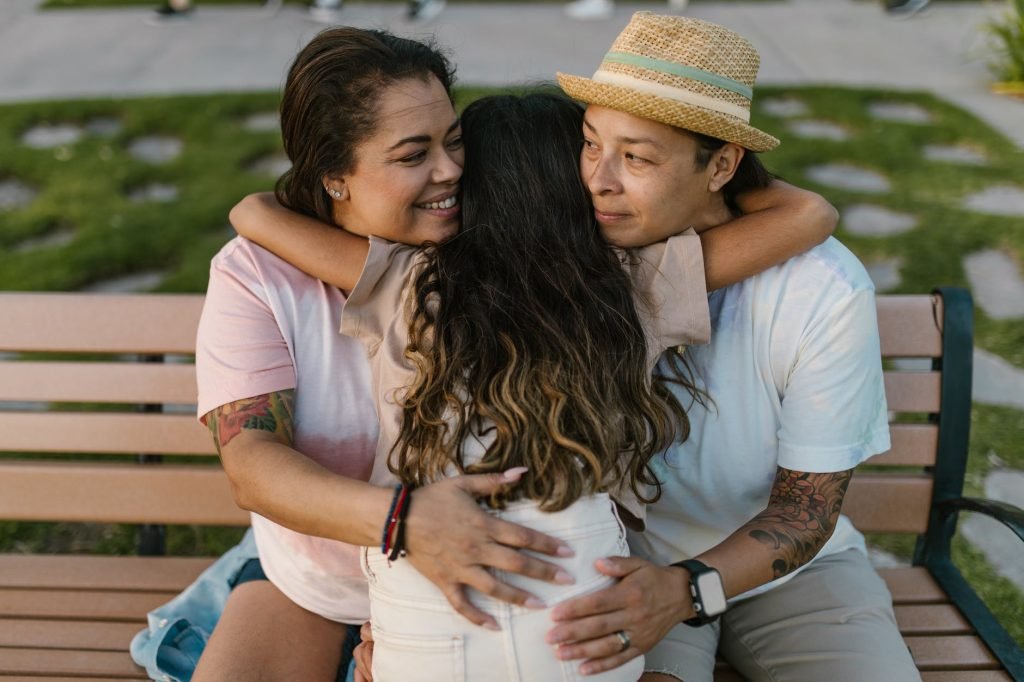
xmin=986 ymin=0 xmax=1024 ymax=83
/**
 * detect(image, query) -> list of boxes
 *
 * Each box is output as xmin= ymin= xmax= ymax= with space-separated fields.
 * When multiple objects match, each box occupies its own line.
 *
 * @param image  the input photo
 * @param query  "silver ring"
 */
xmin=615 ymin=630 xmax=631 ymax=653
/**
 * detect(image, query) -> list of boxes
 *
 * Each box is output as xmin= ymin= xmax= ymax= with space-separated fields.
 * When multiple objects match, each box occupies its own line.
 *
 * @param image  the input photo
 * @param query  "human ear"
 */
xmin=322 ymin=175 xmax=349 ymax=202
xmin=707 ymin=144 xmax=745 ymax=192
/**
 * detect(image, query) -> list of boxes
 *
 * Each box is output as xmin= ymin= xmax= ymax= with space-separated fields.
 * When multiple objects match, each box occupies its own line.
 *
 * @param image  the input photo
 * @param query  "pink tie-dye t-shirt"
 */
xmin=196 ymin=237 xmax=379 ymax=623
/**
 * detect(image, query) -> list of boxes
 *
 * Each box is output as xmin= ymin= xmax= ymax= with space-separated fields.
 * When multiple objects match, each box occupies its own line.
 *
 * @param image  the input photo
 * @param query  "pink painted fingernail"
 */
xmin=525 ymin=596 xmax=546 ymax=609
xmin=556 ymin=544 xmax=575 ymax=558
xmin=580 ymin=664 xmax=594 ymax=675
xmin=502 ymin=467 xmax=529 ymax=482
xmin=554 ymin=570 xmax=575 ymax=585
xmin=557 ymin=646 xmax=573 ymax=660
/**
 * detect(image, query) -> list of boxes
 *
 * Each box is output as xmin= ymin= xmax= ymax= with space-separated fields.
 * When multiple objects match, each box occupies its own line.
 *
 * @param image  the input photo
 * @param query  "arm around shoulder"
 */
xmin=700 ymin=180 xmax=838 ymax=291
xmin=229 ymin=192 xmax=369 ymax=291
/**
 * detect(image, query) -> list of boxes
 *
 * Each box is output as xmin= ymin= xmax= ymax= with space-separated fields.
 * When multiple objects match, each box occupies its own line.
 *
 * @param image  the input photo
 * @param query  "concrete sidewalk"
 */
xmin=0 ymin=0 xmax=1021 ymax=146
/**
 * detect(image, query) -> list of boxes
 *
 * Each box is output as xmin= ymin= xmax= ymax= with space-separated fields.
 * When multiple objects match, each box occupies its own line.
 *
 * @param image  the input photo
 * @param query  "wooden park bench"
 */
xmin=0 ymin=288 xmax=1022 ymax=680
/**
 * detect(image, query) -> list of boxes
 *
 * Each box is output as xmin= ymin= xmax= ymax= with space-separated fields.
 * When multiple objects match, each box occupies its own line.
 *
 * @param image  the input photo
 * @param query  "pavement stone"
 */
xmin=867 ymin=101 xmax=932 ymax=124
xmin=21 ymin=123 xmax=82 ymax=148
xmin=243 ymin=112 xmax=279 ymax=132
xmin=807 ymin=163 xmax=891 ymax=194
xmin=0 ymin=179 xmax=37 ymax=210
xmin=13 ymin=227 xmax=76 ymax=254
xmin=962 ymin=185 xmax=1024 ymax=217
xmin=760 ymin=97 xmax=809 ymax=118
xmin=788 ymin=119 xmax=850 ymax=142
xmin=865 ymin=257 xmax=902 ymax=292
xmin=81 ymin=270 xmax=166 ymax=293
xmin=962 ymin=468 xmax=1024 ymax=592
xmin=963 ymin=249 xmax=1024 ymax=320
xmin=842 ymin=204 xmax=916 ymax=237
xmin=128 ymin=136 xmax=183 ymax=164
xmin=973 ymin=348 xmax=1024 ymax=410
xmin=923 ymin=143 xmax=987 ymax=166
xmin=248 ymin=152 xmax=291 ymax=177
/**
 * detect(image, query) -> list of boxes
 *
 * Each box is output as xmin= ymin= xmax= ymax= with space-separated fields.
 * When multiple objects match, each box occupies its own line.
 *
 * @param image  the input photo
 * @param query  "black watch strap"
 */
xmin=673 ymin=558 xmax=725 ymax=627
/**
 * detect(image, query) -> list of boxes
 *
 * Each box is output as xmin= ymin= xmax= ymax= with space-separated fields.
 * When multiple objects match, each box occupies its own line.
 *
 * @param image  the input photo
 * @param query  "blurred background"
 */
xmin=1 ymin=0 xmax=1022 ymax=644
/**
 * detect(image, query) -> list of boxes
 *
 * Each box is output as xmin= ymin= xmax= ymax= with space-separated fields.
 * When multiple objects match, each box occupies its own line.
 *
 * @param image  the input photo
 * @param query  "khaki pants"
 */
xmin=645 ymin=549 xmax=921 ymax=682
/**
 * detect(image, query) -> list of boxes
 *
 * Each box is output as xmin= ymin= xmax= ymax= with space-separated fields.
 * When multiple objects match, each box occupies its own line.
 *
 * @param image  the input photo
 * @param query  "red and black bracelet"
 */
xmin=381 ymin=483 xmax=414 ymax=561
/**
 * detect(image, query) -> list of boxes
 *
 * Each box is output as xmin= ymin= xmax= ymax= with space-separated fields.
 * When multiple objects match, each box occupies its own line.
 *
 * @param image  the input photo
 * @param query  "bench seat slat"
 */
xmin=0 ymin=413 xmax=217 ymax=456
xmin=0 ymin=362 xmax=197 ymax=405
xmin=884 ymin=371 xmax=942 ymax=413
xmin=0 ymin=462 xmax=247 ymax=525
xmin=0 ymin=619 xmax=140 ymax=651
xmin=842 ymin=475 xmax=933 ymax=533
xmin=0 ymin=648 xmax=144 ymax=678
xmin=868 ymin=423 xmax=938 ymax=467
xmin=879 ymin=568 xmax=948 ymax=604
xmin=0 ymin=293 xmax=204 ymax=355
xmin=0 ymin=588 xmax=163 ymax=621
xmin=906 ymin=635 xmax=1001 ymax=670
xmin=894 ymin=604 xmax=971 ymax=634
xmin=920 ymin=673 xmax=1013 ymax=681
xmin=0 ymin=555 xmax=214 ymax=592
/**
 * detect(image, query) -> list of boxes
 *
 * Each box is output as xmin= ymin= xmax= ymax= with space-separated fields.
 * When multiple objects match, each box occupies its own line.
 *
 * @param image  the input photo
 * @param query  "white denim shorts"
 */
xmin=362 ymin=493 xmax=644 ymax=682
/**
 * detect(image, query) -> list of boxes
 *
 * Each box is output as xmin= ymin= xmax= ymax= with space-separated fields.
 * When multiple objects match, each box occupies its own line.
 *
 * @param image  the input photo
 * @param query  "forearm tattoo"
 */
xmin=206 ymin=389 xmax=296 ymax=450
xmin=747 ymin=467 xmax=854 ymax=579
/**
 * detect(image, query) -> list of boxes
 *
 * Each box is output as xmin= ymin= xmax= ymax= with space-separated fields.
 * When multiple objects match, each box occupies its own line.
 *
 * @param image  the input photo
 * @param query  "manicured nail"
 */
xmin=483 ymin=620 xmax=501 ymax=631
xmin=580 ymin=664 xmax=594 ymax=675
xmin=554 ymin=569 xmax=575 ymax=585
xmin=546 ymin=629 xmax=564 ymax=644
xmin=525 ymin=596 xmax=546 ymax=609
xmin=556 ymin=544 xmax=575 ymax=557
xmin=557 ymin=646 xmax=573 ymax=660
xmin=502 ymin=467 xmax=529 ymax=481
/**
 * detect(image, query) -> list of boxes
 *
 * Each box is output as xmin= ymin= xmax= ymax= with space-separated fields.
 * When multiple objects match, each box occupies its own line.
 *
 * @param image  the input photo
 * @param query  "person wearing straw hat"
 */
xmin=547 ymin=13 xmax=921 ymax=682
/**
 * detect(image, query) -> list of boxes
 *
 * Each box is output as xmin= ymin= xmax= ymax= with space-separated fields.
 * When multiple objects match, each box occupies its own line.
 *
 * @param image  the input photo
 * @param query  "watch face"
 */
xmin=695 ymin=571 xmax=727 ymax=616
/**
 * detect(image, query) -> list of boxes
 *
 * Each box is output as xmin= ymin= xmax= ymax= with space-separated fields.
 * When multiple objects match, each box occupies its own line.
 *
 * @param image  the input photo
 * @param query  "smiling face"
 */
xmin=580 ymin=105 xmax=732 ymax=248
xmin=327 ymin=76 xmax=464 ymax=246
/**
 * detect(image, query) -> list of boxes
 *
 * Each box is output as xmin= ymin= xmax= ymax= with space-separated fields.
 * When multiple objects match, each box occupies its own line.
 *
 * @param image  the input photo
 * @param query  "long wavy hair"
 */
xmin=391 ymin=92 xmax=692 ymax=511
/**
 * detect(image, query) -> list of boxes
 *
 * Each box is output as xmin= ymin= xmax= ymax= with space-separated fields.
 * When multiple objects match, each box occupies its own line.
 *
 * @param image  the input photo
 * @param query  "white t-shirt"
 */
xmin=196 ymin=237 xmax=379 ymax=624
xmin=630 ymin=237 xmax=891 ymax=600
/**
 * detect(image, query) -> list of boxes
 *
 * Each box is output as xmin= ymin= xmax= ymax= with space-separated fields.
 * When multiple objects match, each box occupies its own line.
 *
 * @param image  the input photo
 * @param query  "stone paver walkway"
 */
xmin=0 ymin=0 xmax=1020 ymax=149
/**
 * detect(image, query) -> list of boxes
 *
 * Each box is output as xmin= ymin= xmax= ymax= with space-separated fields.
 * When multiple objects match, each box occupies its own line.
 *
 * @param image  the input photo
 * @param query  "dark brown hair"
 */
xmin=275 ymin=28 xmax=455 ymax=223
xmin=392 ymin=93 xmax=691 ymax=511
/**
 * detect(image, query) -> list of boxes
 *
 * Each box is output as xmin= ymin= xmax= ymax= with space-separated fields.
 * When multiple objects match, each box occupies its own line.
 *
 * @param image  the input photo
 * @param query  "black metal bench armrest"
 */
xmin=935 ymin=496 xmax=1024 ymax=544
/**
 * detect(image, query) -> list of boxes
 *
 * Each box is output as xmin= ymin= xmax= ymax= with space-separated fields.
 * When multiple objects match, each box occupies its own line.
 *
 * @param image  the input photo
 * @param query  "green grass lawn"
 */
xmin=2 ymin=85 xmax=1023 ymax=641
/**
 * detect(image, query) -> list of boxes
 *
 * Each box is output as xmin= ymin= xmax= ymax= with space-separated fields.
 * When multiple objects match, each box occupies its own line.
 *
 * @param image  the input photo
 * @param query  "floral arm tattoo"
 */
xmin=205 ymin=389 xmax=296 ymax=451
xmin=746 ymin=467 xmax=854 ymax=579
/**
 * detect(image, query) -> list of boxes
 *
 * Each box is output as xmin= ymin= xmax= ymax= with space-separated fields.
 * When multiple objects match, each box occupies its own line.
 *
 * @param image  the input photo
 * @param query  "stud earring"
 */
xmin=326 ymin=187 xmax=341 ymax=199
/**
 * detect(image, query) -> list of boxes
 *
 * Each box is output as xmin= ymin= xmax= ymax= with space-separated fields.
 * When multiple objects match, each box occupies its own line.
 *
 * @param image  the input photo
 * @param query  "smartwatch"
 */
xmin=673 ymin=559 xmax=727 ymax=626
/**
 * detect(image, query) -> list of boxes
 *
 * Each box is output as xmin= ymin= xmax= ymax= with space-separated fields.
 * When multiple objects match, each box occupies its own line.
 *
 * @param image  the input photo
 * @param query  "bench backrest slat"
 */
xmin=877 ymin=295 xmax=942 ymax=358
xmin=0 ymin=461 xmax=246 ymax=525
xmin=0 ymin=293 xmax=204 ymax=354
xmin=0 ymin=362 xmax=198 ymax=405
xmin=867 ymin=423 xmax=938 ymax=467
xmin=884 ymin=371 xmax=942 ymax=413
xmin=0 ymin=413 xmax=216 ymax=456
xmin=844 ymin=474 xmax=934 ymax=534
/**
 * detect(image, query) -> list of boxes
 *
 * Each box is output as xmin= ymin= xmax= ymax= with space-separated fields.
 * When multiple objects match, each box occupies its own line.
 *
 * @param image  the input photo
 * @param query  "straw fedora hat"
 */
xmin=557 ymin=12 xmax=779 ymax=152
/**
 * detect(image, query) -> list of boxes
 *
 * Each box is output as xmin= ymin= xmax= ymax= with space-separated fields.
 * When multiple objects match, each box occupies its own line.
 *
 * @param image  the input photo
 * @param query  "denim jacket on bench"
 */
xmin=129 ymin=529 xmax=258 ymax=682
